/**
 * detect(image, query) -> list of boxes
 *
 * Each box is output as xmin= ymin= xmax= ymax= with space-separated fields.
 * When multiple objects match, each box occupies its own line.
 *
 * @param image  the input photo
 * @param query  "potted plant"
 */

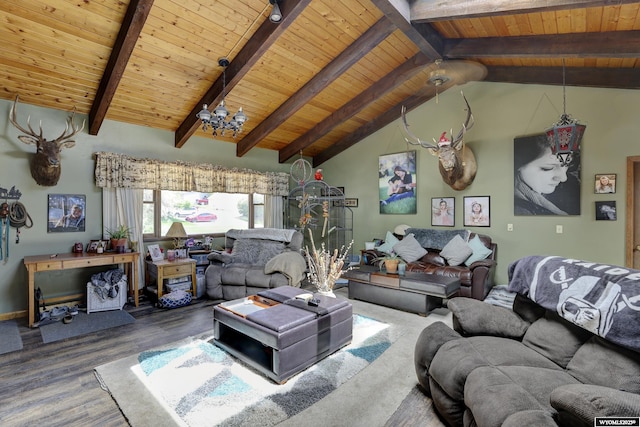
xmin=106 ymin=224 xmax=133 ymax=251
xmin=373 ymin=251 xmax=402 ymax=274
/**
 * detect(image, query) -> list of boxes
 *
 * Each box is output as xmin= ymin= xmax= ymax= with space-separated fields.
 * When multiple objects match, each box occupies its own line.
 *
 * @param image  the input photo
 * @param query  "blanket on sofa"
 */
xmin=508 ymin=255 xmax=640 ymax=352
xmin=406 ymin=228 xmax=469 ymax=250
xmin=264 ymin=251 xmax=307 ymax=286
xmin=226 ymin=228 xmax=296 ymax=243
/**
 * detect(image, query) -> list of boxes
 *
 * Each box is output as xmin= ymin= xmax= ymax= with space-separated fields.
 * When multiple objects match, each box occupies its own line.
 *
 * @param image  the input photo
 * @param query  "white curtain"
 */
xmin=102 ymin=188 xmax=145 ymax=290
xmin=264 ymin=195 xmax=284 ymax=228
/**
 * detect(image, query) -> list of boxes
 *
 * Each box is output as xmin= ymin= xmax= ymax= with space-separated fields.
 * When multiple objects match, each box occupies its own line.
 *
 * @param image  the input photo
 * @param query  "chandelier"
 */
xmin=544 ymin=59 xmax=586 ymax=167
xmin=196 ymin=58 xmax=248 ymax=138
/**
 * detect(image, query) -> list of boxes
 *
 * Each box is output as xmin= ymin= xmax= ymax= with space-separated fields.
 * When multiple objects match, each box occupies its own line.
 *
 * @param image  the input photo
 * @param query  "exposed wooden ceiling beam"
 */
xmin=485 ymin=66 xmax=640 ymax=89
xmin=312 ymin=91 xmax=435 ymax=167
xmin=410 ymin=0 xmax=640 ymax=23
xmin=370 ymin=0 xmax=443 ymax=59
xmin=88 ymin=0 xmax=154 ymax=136
xmin=279 ymin=53 xmax=430 ymax=163
xmin=174 ymin=0 xmax=312 ymax=148
xmin=444 ymin=31 xmax=640 ymax=58
xmin=236 ymin=17 xmax=397 ymax=157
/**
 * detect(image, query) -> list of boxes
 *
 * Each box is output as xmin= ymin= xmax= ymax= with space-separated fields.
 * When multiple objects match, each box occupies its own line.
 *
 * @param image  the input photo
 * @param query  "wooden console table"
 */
xmin=23 ymin=251 xmax=140 ymax=328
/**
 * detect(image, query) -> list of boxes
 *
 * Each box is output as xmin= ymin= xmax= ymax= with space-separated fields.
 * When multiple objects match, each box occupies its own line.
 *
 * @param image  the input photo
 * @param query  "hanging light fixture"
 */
xmin=196 ymin=58 xmax=248 ymax=138
xmin=544 ymin=59 xmax=586 ymax=167
xmin=269 ymin=0 xmax=282 ymax=23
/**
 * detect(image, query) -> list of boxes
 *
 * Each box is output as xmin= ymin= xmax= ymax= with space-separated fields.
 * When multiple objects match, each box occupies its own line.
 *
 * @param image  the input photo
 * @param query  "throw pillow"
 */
xmin=440 ymin=235 xmax=473 ymax=266
xmin=375 ymin=231 xmax=400 ymax=254
xmin=392 ymin=233 xmax=427 ymax=263
xmin=464 ymin=235 xmax=493 ymax=266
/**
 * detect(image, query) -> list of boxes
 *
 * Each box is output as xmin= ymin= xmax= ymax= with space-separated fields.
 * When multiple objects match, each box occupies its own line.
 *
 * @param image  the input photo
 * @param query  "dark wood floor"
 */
xmin=0 ymin=295 xmax=217 ymax=426
xmin=1 ymin=291 xmax=441 ymax=427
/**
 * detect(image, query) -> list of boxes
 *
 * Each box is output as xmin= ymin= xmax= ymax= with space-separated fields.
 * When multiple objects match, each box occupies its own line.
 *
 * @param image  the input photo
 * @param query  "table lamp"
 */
xmin=166 ymin=222 xmax=188 ymax=249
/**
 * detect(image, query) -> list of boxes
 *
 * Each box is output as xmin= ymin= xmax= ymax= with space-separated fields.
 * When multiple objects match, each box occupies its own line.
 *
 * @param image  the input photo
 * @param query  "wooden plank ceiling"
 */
xmin=2 ymin=0 xmax=639 ymax=167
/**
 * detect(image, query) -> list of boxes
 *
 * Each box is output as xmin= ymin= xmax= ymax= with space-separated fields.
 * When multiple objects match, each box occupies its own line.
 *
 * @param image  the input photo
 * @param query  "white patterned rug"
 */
xmin=96 ymin=314 xmax=395 ymax=427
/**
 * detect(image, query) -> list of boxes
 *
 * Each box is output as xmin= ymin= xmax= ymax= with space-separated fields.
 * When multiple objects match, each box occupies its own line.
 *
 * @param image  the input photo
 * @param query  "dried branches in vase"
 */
xmin=304 ymin=229 xmax=353 ymax=297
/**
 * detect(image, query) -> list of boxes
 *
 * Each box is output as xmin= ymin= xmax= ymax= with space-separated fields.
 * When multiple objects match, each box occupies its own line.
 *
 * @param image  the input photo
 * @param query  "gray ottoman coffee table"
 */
xmin=345 ymin=265 xmax=460 ymax=316
xmin=213 ymin=286 xmax=353 ymax=383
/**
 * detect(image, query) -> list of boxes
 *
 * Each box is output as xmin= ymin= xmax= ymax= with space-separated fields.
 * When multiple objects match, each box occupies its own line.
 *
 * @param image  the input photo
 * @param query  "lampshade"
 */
xmin=166 ymin=222 xmax=188 ymax=248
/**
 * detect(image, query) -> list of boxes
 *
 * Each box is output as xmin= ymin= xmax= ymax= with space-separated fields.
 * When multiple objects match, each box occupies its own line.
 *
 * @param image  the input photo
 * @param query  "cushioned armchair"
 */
xmin=205 ymin=228 xmax=307 ymax=301
xmin=414 ymin=255 xmax=640 ymax=427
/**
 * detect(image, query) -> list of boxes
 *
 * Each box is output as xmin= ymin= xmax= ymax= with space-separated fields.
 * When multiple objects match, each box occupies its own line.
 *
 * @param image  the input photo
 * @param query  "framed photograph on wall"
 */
xmin=47 ymin=194 xmax=86 ymax=233
xmin=431 ymin=197 xmax=455 ymax=227
xmin=464 ymin=196 xmax=491 ymax=227
xmin=595 ymin=174 xmax=616 ymax=194
xmin=379 ymin=151 xmax=417 ymax=214
xmin=595 ymin=201 xmax=617 ymax=220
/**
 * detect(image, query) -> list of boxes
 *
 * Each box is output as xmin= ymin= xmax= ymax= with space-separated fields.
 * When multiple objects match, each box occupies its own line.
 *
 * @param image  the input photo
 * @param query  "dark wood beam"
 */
xmin=370 ymin=0 xmax=443 ymax=59
xmin=444 ymin=31 xmax=640 ymax=58
xmin=279 ymin=53 xmax=430 ymax=162
xmin=312 ymin=92 xmax=435 ymax=167
xmin=175 ymin=0 xmax=311 ymax=148
xmin=485 ymin=66 xmax=640 ymax=89
xmin=236 ymin=17 xmax=397 ymax=157
xmin=410 ymin=0 xmax=640 ymax=23
xmin=88 ymin=0 xmax=154 ymax=136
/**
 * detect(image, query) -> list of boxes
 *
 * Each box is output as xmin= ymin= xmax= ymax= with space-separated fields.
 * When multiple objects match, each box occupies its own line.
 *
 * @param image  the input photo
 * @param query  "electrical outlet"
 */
xmin=556 ymin=225 xmax=563 ymax=234
xmin=507 ymin=223 xmax=513 ymax=232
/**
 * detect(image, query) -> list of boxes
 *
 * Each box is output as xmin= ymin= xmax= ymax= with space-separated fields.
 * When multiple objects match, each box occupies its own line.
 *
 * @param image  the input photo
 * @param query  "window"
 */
xmin=143 ymin=190 xmax=263 ymax=238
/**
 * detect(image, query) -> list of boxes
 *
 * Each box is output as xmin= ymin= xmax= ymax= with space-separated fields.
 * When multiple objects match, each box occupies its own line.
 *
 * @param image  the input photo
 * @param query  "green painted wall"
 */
xmin=0 ymin=98 xmax=291 ymax=314
xmin=321 ymin=81 xmax=638 ymax=285
xmin=1 ymin=80 xmax=638 ymax=315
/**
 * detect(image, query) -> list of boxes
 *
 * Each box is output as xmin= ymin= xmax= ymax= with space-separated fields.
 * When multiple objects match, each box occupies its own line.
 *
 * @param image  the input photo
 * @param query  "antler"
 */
xmin=9 ymin=95 xmax=85 ymax=146
xmin=53 ymin=109 xmax=84 ymax=147
xmin=401 ymin=105 xmax=438 ymax=149
xmin=451 ymin=91 xmax=474 ymax=149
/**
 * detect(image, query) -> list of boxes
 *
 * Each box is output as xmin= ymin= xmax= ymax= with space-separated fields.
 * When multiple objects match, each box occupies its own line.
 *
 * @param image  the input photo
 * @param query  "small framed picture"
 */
xmin=47 ymin=194 xmax=86 ymax=233
xmin=148 ymin=244 xmax=164 ymax=261
xmin=595 ymin=174 xmax=616 ymax=194
xmin=595 ymin=201 xmax=617 ymax=221
xmin=464 ymin=196 xmax=491 ymax=227
xmin=87 ymin=240 xmax=107 ymax=253
xmin=431 ymin=197 xmax=455 ymax=227
xmin=344 ymin=198 xmax=358 ymax=207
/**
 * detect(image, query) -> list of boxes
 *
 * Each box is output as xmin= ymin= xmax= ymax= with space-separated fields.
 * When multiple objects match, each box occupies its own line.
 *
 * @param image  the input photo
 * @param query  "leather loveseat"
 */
xmin=205 ymin=228 xmax=307 ymax=301
xmin=414 ymin=255 xmax=640 ymax=427
xmin=363 ymin=228 xmax=497 ymax=300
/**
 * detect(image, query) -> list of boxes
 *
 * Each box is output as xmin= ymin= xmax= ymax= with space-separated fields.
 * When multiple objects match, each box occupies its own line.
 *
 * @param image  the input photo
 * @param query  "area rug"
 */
xmin=0 ymin=320 xmax=23 ymax=355
xmin=95 ymin=314 xmax=395 ymax=427
xmin=40 ymin=310 xmax=135 ymax=344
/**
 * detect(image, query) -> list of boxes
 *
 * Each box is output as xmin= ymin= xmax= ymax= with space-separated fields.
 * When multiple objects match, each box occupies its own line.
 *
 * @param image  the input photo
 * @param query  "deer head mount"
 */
xmin=401 ymin=92 xmax=477 ymax=191
xmin=9 ymin=96 xmax=84 ymax=187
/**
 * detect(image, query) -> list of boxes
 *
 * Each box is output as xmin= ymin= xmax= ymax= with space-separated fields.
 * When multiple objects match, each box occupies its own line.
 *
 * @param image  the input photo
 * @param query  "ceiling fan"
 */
xmin=423 ymin=59 xmax=488 ymax=101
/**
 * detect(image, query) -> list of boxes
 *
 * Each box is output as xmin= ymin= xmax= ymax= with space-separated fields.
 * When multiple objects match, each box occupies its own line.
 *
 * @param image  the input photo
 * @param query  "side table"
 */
xmin=145 ymin=258 xmax=196 ymax=298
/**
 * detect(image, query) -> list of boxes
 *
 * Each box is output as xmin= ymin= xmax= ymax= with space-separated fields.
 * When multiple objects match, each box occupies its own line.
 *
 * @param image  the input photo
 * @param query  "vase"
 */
xmin=318 ymin=289 xmax=336 ymax=298
xmin=384 ymin=259 xmax=400 ymax=274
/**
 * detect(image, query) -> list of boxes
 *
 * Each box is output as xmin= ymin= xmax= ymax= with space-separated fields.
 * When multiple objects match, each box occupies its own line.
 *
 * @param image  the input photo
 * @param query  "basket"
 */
xmin=87 ymin=276 xmax=128 ymax=313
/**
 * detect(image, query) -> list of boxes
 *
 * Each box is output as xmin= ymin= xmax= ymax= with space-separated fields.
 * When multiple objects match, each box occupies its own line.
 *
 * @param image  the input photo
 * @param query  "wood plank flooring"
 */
xmin=0 ymin=296 xmax=217 ymax=426
xmin=0 ymin=292 xmax=441 ymax=427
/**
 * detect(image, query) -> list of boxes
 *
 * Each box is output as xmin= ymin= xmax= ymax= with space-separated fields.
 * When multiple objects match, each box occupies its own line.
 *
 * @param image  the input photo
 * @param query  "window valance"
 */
xmin=94 ymin=152 xmax=290 ymax=196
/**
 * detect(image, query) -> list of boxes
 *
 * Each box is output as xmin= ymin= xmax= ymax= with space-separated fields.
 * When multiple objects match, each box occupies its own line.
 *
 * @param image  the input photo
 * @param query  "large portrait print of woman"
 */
xmin=514 ymin=134 xmax=580 ymax=216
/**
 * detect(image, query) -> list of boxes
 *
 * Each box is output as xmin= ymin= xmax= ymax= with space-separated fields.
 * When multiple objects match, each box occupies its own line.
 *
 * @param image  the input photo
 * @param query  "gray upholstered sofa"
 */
xmin=415 ymin=255 xmax=640 ymax=427
xmin=205 ymin=228 xmax=307 ymax=301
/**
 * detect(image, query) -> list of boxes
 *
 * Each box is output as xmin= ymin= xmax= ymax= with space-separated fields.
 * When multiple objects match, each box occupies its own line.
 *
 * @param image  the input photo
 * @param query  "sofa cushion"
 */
xmin=429 ymin=336 xmax=563 ymax=400
xmin=376 ymin=230 xmax=399 ymax=254
xmin=464 ymin=366 xmax=579 ymax=427
xmin=464 ymin=235 xmax=493 ymax=266
xmin=522 ymin=311 xmax=593 ymax=368
xmin=567 ymin=336 xmax=640 ymax=393
xmin=420 ymin=251 xmax=446 ymax=266
xmin=392 ymin=233 xmax=427 ymax=263
xmin=232 ymin=238 xmax=285 ymax=265
xmin=440 ymin=235 xmax=473 ymax=266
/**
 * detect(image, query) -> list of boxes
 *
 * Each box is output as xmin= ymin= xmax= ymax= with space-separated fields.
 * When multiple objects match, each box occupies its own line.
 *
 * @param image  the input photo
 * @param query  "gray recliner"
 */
xmin=205 ymin=228 xmax=307 ymax=301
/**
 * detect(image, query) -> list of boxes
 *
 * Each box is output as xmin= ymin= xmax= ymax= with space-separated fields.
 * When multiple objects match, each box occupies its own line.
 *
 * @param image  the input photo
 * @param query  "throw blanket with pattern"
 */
xmin=226 ymin=228 xmax=296 ymax=243
xmin=508 ymin=255 xmax=640 ymax=352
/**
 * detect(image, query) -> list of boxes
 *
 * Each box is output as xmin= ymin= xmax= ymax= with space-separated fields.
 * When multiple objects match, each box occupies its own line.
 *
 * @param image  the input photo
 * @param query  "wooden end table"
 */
xmin=145 ymin=257 xmax=196 ymax=298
